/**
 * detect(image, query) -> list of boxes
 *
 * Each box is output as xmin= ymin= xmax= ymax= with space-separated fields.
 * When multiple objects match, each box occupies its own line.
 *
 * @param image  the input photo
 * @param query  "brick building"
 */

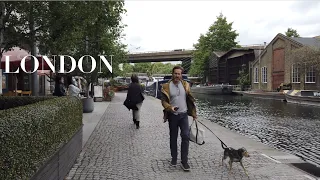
xmin=251 ymin=33 xmax=320 ymax=91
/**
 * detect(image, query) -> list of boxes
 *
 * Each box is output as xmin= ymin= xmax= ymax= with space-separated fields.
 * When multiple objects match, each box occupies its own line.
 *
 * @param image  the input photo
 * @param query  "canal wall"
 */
xmin=233 ymin=91 xmax=286 ymax=101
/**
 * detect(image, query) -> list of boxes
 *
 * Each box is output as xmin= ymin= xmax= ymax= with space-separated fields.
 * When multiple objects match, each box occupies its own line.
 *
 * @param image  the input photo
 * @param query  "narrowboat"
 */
xmin=190 ymin=84 xmax=234 ymax=95
xmin=283 ymin=90 xmax=320 ymax=107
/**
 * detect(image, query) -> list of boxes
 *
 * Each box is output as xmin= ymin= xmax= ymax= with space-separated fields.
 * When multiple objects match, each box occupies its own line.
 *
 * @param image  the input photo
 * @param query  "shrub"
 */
xmin=0 ymin=96 xmax=83 ymax=180
xmin=108 ymin=90 xmax=115 ymax=97
xmin=0 ymin=96 xmax=54 ymax=110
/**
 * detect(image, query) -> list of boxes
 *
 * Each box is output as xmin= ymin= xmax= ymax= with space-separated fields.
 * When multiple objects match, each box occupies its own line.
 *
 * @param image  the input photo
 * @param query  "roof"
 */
xmin=251 ymin=33 xmax=303 ymax=66
xmin=291 ymin=37 xmax=320 ymax=48
xmin=212 ymin=51 xmax=226 ymax=57
xmin=241 ymin=45 xmax=265 ymax=50
xmin=254 ymin=49 xmax=263 ymax=58
xmin=219 ymin=48 xmax=255 ymax=59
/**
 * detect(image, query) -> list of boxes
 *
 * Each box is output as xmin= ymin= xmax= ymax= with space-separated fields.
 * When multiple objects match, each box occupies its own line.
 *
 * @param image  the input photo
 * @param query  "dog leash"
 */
xmin=197 ymin=120 xmax=229 ymax=148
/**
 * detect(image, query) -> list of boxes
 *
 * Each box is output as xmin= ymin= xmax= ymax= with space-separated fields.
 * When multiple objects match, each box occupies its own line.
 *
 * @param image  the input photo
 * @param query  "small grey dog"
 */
xmin=221 ymin=142 xmax=250 ymax=176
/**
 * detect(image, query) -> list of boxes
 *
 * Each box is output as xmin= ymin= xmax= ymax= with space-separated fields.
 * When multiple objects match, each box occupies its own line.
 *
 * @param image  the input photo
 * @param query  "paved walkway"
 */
xmin=66 ymin=93 xmax=316 ymax=180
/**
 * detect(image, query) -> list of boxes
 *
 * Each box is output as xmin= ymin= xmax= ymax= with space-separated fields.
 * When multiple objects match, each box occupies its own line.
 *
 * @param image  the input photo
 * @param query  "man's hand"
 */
xmin=193 ymin=115 xmax=197 ymax=121
xmin=171 ymin=106 xmax=178 ymax=112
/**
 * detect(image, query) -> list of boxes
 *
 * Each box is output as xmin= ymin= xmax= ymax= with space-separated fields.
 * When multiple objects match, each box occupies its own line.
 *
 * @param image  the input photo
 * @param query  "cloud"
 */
xmin=121 ymin=1 xmax=320 ymax=53
xmin=290 ymin=1 xmax=320 ymax=14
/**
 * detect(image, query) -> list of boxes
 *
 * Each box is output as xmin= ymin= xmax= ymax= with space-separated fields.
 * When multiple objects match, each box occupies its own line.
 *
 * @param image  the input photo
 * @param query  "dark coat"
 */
xmin=53 ymin=84 xmax=66 ymax=96
xmin=124 ymin=83 xmax=144 ymax=110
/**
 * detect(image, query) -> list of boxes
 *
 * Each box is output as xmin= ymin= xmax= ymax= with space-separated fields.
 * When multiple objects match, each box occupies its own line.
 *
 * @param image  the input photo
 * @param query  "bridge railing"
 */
xmin=128 ymin=48 xmax=195 ymax=55
xmin=128 ymin=44 xmax=267 ymax=55
xmin=240 ymin=44 xmax=267 ymax=49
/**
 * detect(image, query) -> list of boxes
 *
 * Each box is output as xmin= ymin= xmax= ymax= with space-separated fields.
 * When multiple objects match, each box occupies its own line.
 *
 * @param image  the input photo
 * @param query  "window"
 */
xmin=254 ymin=67 xmax=259 ymax=83
xmin=292 ymin=64 xmax=300 ymax=83
xmin=261 ymin=67 xmax=267 ymax=83
xmin=305 ymin=66 xmax=316 ymax=83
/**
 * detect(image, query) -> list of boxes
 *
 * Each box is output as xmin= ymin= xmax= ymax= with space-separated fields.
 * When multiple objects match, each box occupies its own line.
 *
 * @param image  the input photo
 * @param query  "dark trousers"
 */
xmin=168 ymin=112 xmax=189 ymax=164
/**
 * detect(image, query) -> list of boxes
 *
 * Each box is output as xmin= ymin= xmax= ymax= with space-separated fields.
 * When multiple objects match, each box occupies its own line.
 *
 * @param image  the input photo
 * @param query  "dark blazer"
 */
xmin=126 ymin=83 xmax=144 ymax=104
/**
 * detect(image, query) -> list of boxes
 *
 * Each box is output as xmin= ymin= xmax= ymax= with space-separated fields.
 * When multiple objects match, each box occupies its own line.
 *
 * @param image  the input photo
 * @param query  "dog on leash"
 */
xmin=221 ymin=142 xmax=250 ymax=176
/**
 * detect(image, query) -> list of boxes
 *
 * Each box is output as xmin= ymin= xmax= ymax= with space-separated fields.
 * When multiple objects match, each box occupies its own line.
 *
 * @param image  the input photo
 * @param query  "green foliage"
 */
xmin=285 ymin=28 xmax=300 ymax=38
xmin=289 ymin=46 xmax=320 ymax=75
xmin=0 ymin=96 xmax=82 ymax=180
xmin=189 ymin=13 xmax=239 ymax=76
xmin=67 ymin=1 xmax=127 ymax=82
xmin=109 ymin=79 xmax=122 ymax=86
xmin=120 ymin=62 xmax=175 ymax=75
xmin=149 ymin=62 xmax=175 ymax=74
xmin=121 ymin=63 xmax=134 ymax=76
xmin=181 ymin=59 xmax=191 ymax=73
xmin=0 ymin=2 xmax=25 ymax=55
xmin=0 ymin=1 xmax=127 ymax=85
xmin=237 ymin=68 xmax=251 ymax=86
xmin=108 ymin=90 xmax=115 ymax=97
xmin=132 ymin=63 xmax=152 ymax=73
xmin=0 ymin=96 xmax=54 ymax=110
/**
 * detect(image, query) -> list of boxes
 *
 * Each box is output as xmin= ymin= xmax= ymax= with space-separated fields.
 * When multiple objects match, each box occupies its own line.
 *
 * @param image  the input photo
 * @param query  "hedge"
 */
xmin=0 ymin=96 xmax=54 ymax=110
xmin=0 ymin=96 xmax=83 ymax=180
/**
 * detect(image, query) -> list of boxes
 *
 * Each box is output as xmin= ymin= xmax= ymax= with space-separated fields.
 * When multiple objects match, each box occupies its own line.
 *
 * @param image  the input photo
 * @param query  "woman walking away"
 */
xmin=126 ymin=74 xmax=145 ymax=129
xmin=53 ymin=76 xmax=66 ymax=96
xmin=67 ymin=76 xmax=81 ymax=97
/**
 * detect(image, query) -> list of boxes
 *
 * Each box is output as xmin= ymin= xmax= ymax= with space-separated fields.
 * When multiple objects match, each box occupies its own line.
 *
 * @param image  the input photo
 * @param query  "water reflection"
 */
xmin=194 ymin=94 xmax=320 ymax=166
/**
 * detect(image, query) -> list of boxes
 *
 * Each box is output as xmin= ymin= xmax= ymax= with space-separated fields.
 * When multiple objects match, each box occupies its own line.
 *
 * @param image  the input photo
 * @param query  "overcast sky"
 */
xmin=121 ymin=0 xmax=320 ymax=54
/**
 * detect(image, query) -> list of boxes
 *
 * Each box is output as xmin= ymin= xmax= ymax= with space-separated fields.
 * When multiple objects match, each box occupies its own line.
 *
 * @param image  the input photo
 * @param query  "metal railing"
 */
xmin=128 ymin=48 xmax=195 ymax=54
xmin=128 ymin=44 xmax=268 ymax=55
xmin=240 ymin=44 xmax=266 ymax=47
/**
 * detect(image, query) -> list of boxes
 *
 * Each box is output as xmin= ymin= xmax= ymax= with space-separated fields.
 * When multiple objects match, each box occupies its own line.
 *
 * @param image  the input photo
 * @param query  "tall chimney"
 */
xmin=264 ymin=42 xmax=267 ymax=48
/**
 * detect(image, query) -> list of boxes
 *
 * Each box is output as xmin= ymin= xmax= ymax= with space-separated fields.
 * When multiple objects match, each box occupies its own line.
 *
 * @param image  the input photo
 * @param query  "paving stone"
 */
xmin=65 ymin=93 xmax=315 ymax=180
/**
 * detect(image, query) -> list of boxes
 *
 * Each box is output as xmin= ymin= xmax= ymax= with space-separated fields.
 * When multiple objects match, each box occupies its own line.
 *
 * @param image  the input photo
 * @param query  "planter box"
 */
xmin=31 ymin=126 xmax=83 ymax=180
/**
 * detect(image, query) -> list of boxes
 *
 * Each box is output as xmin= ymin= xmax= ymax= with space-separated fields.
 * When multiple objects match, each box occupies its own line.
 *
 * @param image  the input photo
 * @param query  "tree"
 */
xmin=189 ymin=13 xmax=239 ymax=77
xmin=285 ymin=28 xmax=300 ymax=38
xmin=132 ymin=62 xmax=152 ymax=73
xmin=0 ymin=2 xmax=29 ymax=60
xmin=49 ymin=1 xmax=126 ymax=96
xmin=289 ymin=46 xmax=320 ymax=75
xmin=149 ymin=62 xmax=174 ymax=74
xmin=181 ymin=59 xmax=191 ymax=73
xmin=0 ymin=1 xmax=127 ymax=95
xmin=121 ymin=63 xmax=134 ymax=76
xmin=119 ymin=62 xmax=175 ymax=76
xmin=237 ymin=64 xmax=250 ymax=89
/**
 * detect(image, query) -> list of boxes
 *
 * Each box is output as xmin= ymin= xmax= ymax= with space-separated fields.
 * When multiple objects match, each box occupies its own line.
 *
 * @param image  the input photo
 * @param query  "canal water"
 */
xmin=193 ymin=93 xmax=320 ymax=167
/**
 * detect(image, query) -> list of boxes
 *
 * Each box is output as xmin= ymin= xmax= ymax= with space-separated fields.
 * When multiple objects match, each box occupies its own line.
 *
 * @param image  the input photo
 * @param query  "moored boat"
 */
xmin=283 ymin=90 xmax=320 ymax=106
xmin=190 ymin=84 xmax=233 ymax=95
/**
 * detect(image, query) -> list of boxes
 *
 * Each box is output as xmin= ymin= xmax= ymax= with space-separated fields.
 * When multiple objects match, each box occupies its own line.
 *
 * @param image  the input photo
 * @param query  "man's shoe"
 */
xmin=170 ymin=160 xmax=177 ymax=167
xmin=136 ymin=121 xmax=140 ymax=129
xmin=181 ymin=162 xmax=190 ymax=171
